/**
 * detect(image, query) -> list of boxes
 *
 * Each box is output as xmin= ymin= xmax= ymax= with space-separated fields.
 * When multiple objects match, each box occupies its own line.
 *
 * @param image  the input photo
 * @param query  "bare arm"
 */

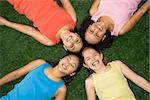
xmin=0 ymin=17 xmax=54 ymax=46
xmin=55 ymin=85 xmax=67 ymax=100
xmin=60 ymin=0 xmax=76 ymax=23
xmin=89 ymin=0 xmax=100 ymax=16
xmin=119 ymin=0 xmax=149 ymax=35
xmin=115 ymin=60 xmax=150 ymax=93
xmin=85 ymin=75 xmax=96 ymax=100
xmin=0 ymin=59 xmax=46 ymax=87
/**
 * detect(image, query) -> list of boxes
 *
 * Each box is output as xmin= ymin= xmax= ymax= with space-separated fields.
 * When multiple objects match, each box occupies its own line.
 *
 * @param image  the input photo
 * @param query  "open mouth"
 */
xmin=67 ymin=36 xmax=72 ymax=41
xmin=96 ymin=24 xmax=103 ymax=31
xmin=62 ymin=64 xmax=67 ymax=70
xmin=63 ymin=35 xmax=72 ymax=42
xmin=92 ymin=60 xmax=99 ymax=66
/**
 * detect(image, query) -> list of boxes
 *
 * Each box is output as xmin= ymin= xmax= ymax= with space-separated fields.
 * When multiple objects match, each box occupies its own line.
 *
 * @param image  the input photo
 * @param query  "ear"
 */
xmin=102 ymin=35 xmax=106 ymax=41
xmin=83 ymin=63 xmax=89 ymax=68
xmin=70 ymin=72 xmax=76 ymax=76
xmin=100 ymin=53 xmax=103 ymax=60
xmin=63 ymin=45 xmax=67 ymax=51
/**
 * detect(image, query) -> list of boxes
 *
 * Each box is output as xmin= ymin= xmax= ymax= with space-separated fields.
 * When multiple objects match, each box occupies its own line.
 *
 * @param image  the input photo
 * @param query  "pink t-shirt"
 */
xmin=91 ymin=0 xmax=141 ymax=36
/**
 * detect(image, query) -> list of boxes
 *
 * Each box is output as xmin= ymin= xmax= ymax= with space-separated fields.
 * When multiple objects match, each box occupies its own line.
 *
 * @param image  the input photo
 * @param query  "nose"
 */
xmin=67 ymin=42 xmax=73 ymax=48
xmin=67 ymin=39 xmax=75 ymax=46
xmin=91 ymin=56 xmax=96 ymax=61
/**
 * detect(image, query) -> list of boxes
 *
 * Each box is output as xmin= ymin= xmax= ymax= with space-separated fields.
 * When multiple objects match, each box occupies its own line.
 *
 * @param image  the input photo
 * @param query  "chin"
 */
xmin=94 ymin=65 xmax=101 ymax=70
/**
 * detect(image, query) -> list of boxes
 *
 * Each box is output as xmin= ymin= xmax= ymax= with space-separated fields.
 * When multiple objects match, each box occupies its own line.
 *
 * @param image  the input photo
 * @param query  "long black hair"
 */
xmin=78 ymin=16 xmax=115 ymax=50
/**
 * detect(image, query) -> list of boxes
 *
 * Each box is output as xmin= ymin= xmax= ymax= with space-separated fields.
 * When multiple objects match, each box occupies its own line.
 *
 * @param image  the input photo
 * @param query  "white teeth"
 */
xmin=67 ymin=36 xmax=71 ymax=41
xmin=97 ymin=25 xmax=103 ymax=30
xmin=92 ymin=60 xmax=99 ymax=66
xmin=62 ymin=64 xmax=66 ymax=69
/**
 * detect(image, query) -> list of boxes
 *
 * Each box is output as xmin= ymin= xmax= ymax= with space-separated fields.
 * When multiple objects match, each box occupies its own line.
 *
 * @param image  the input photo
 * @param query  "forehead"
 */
xmin=73 ymin=42 xmax=83 ymax=52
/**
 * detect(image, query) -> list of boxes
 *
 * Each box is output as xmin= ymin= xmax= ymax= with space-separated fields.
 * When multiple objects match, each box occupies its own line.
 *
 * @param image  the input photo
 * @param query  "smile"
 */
xmin=92 ymin=60 xmax=99 ymax=66
xmin=62 ymin=64 xmax=67 ymax=70
xmin=67 ymin=36 xmax=72 ymax=41
xmin=96 ymin=24 xmax=103 ymax=31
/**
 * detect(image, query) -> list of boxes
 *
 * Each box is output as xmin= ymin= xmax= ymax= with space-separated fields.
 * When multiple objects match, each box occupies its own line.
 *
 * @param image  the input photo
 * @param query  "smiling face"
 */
xmin=82 ymin=48 xmax=103 ymax=71
xmin=85 ymin=21 xmax=106 ymax=44
xmin=58 ymin=55 xmax=80 ymax=76
xmin=62 ymin=32 xmax=83 ymax=52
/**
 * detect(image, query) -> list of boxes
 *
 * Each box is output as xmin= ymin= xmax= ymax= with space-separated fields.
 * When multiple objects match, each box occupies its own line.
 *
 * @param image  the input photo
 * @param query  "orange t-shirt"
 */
xmin=8 ymin=0 xmax=75 ymax=44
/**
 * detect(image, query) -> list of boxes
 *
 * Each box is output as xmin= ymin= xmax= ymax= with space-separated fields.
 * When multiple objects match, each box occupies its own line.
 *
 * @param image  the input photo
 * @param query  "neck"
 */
xmin=95 ymin=63 xmax=108 ymax=74
xmin=98 ymin=16 xmax=114 ymax=31
xmin=47 ymin=66 xmax=63 ymax=81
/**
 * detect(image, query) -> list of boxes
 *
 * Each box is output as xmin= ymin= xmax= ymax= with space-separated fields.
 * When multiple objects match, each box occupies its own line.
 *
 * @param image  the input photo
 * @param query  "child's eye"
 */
xmin=71 ymin=63 xmax=76 ymax=68
xmin=89 ymin=29 xmax=93 ymax=34
xmin=75 ymin=39 xmax=81 ymax=44
xmin=93 ymin=53 xmax=97 ymax=56
xmin=86 ymin=57 xmax=90 ymax=61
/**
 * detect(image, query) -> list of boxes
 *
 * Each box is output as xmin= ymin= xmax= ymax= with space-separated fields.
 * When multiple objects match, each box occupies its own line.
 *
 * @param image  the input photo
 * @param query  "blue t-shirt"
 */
xmin=1 ymin=62 xmax=64 ymax=100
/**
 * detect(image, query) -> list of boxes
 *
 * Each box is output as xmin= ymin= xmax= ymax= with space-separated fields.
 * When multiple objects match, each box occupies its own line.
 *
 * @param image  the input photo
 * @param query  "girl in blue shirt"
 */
xmin=0 ymin=54 xmax=81 ymax=100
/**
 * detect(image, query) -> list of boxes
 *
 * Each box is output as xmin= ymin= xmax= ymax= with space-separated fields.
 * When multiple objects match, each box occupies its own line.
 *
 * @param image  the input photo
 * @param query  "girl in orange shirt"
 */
xmin=0 ymin=0 xmax=83 ymax=52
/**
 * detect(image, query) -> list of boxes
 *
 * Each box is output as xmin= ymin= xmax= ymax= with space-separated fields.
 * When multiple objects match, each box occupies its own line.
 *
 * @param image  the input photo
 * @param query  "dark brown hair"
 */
xmin=78 ymin=16 xmax=115 ymax=50
xmin=82 ymin=47 xmax=112 ymax=74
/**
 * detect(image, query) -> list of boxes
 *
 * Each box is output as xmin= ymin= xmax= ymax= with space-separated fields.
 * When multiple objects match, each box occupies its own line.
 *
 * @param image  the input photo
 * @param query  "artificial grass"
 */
xmin=0 ymin=0 xmax=149 ymax=100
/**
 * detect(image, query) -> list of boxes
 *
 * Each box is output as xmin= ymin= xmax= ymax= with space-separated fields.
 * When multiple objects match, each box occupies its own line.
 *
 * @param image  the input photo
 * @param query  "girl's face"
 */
xmin=58 ymin=55 xmax=79 ymax=76
xmin=85 ymin=21 xmax=106 ymax=44
xmin=82 ymin=48 xmax=103 ymax=71
xmin=62 ymin=32 xmax=83 ymax=52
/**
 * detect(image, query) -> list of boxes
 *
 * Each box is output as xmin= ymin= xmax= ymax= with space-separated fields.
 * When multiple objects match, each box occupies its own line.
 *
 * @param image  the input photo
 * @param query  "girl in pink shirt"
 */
xmin=80 ymin=0 xmax=149 ymax=48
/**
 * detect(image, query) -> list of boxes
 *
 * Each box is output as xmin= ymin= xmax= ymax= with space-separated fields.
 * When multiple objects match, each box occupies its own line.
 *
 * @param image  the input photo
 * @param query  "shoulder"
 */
xmin=111 ymin=60 xmax=128 ymax=73
xmin=29 ymin=59 xmax=47 ymax=69
xmin=31 ymin=59 xmax=46 ymax=65
xmin=109 ymin=60 xmax=123 ymax=71
xmin=113 ymin=60 xmax=126 ymax=66
xmin=85 ymin=75 xmax=94 ymax=86
xmin=58 ymin=85 xmax=67 ymax=93
xmin=113 ymin=60 xmax=122 ymax=64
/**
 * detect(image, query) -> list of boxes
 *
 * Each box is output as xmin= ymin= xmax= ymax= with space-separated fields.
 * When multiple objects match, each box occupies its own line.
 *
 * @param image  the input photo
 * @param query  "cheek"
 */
xmin=65 ymin=68 xmax=73 ymax=75
xmin=98 ymin=31 xmax=104 ymax=35
xmin=85 ymin=61 xmax=91 ymax=66
xmin=87 ymin=34 xmax=95 ymax=41
xmin=63 ymin=41 xmax=68 ymax=45
xmin=58 ymin=61 xmax=62 ymax=66
xmin=64 ymin=42 xmax=71 ymax=48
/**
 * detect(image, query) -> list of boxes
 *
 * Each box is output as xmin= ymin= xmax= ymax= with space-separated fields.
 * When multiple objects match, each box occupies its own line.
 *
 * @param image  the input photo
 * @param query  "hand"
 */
xmin=0 ymin=16 xmax=8 ymax=25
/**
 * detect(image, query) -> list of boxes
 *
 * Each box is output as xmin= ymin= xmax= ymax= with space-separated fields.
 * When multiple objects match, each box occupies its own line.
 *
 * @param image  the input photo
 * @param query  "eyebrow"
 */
xmin=70 ymin=45 xmax=75 ymax=51
xmin=85 ymin=56 xmax=90 ymax=60
xmin=67 ymin=44 xmax=74 ymax=50
xmin=76 ymin=39 xmax=81 ymax=44
xmin=69 ymin=57 xmax=77 ymax=68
